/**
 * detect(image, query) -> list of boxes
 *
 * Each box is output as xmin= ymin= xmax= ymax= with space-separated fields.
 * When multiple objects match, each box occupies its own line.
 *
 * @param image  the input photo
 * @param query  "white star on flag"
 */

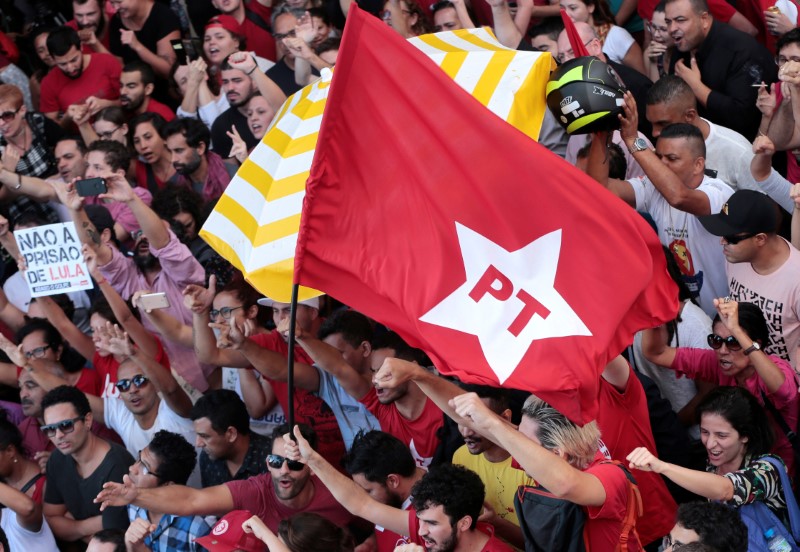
xmin=420 ymin=223 xmax=591 ymax=383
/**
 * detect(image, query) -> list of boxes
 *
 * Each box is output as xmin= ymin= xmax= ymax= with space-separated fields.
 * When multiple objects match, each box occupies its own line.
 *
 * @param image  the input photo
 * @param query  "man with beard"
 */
xmin=210 ymin=54 xmax=259 ymax=158
xmin=285 ymin=428 xmax=514 ymax=552
xmin=119 ymin=62 xmax=175 ymax=121
xmin=163 ymin=118 xmax=236 ymax=202
xmin=341 ymin=431 xmax=425 ymax=551
xmin=66 ymin=0 xmax=111 ymax=55
xmin=40 ymin=26 xmax=121 ymax=128
xmin=52 ymin=166 xmax=214 ymax=393
xmin=95 ymin=424 xmax=358 ymax=534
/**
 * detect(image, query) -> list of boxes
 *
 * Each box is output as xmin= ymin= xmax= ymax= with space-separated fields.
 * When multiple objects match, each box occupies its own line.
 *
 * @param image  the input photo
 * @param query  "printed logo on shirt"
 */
xmin=730 ymin=278 xmax=790 ymax=361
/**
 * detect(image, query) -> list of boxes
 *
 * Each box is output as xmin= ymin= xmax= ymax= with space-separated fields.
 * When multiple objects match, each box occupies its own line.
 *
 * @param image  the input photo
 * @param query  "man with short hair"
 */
xmin=587 ymin=94 xmax=733 ymax=317
xmin=663 ymin=502 xmax=747 ymax=552
xmin=664 ymin=0 xmax=775 ymax=140
xmin=40 ymin=26 xmax=121 ymax=128
xmin=266 ymin=6 xmax=307 ymax=96
xmin=699 ymin=189 xmax=800 ymax=365
xmin=645 ymin=74 xmax=754 ymax=191
xmin=210 ymin=55 xmax=259 ymax=158
xmin=432 ymin=1 xmax=463 ymax=32
xmin=96 ymin=424 xmax=358 ymax=534
xmin=211 ymin=0 xmax=277 ymax=61
xmin=42 ymin=386 xmax=133 ymax=545
xmin=189 ymin=389 xmax=271 ymax=487
xmin=66 ymin=0 xmax=111 ymax=54
xmin=87 ymin=529 xmax=126 ymax=552
xmin=124 ymin=431 xmax=215 ymax=551
xmin=528 ymin=18 xmax=564 ymax=54
xmin=119 ymin=61 xmax=176 ymax=121
xmin=342 ymin=430 xmax=425 ymax=551
xmin=162 ymin=117 xmax=236 ymax=202
xmin=286 ymin=428 xmax=514 ymax=551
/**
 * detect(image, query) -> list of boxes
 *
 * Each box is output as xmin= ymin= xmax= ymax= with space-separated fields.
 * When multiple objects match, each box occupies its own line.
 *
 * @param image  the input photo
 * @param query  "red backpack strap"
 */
xmin=599 ymin=461 xmax=643 ymax=552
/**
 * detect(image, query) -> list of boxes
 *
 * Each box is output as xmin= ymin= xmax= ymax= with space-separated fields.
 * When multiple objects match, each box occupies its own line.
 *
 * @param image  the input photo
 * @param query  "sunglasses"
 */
xmin=209 ymin=306 xmax=243 ymax=320
xmin=267 ymin=454 xmax=304 ymax=471
xmin=24 ymin=344 xmax=51 ymax=359
xmin=707 ymin=333 xmax=742 ymax=351
xmin=115 ymin=374 xmax=150 ymax=392
xmin=0 ymin=109 xmax=19 ymax=122
xmin=41 ymin=415 xmax=85 ymax=437
xmin=723 ymin=233 xmax=756 ymax=245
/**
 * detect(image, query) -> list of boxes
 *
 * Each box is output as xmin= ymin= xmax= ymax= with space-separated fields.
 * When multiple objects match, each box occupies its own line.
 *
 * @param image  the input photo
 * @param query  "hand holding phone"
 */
xmin=75 ymin=177 xmax=107 ymax=197
xmin=138 ymin=292 xmax=170 ymax=311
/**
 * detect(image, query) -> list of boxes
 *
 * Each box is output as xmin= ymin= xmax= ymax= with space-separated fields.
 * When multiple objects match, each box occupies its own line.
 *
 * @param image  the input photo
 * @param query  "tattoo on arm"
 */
xmin=82 ymin=221 xmax=101 ymax=245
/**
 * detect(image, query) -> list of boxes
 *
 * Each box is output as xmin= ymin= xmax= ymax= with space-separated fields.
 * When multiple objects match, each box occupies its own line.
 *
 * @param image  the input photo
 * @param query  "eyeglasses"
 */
xmin=24 ymin=344 xmax=51 ymax=359
xmin=776 ymin=55 xmax=800 ymax=66
xmin=556 ymin=39 xmax=596 ymax=63
xmin=380 ymin=8 xmax=412 ymax=20
xmin=0 ymin=109 xmax=19 ymax=122
xmin=722 ymin=233 xmax=756 ymax=245
xmin=662 ymin=534 xmax=687 ymax=550
xmin=707 ymin=333 xmax=743 ymax=351
xmin=273 ymin=29 xmax=296 ymax=40
xmin=96 ymin=125 xmax=121 ymax=140
xmin=267 ymin=454 xmax=305 ymax=471
xmin=136 ymin=450 xmax=163 ymax=479
xmin=41 ymin=415 xmax=85 ymax=437
xmin=209 ymin=306 xmax=243 ymax=320
xmin=645 ymin=22 xmax=669 ymax=34
xmin=115 ymin=374 xmax=150 ymax=392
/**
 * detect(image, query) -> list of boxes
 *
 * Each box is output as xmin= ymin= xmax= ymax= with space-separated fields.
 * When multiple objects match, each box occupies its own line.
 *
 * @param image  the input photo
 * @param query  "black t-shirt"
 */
xmin=266 ymin=58 xmax=304 ymax=97
xmin=109 ymin=2 xmax=181 ymax=106
xmin=44 ymin=441 xmax=134 ymax=533
xmin=210 ymin=106 xmax=258 ymax=158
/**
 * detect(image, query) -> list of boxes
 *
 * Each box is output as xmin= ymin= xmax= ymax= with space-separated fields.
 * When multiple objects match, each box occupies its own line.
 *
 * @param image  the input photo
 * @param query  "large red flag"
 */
xmin=294 ymin=7 xmax=678 ymax=424
xmin=561 ymin=8 xmax=591 ymax=58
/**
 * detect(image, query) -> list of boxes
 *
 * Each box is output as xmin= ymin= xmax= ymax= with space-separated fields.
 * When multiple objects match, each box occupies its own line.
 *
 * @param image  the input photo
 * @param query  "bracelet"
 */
xmin=246 ymin=66 xmax=257 ymax=75
xmin=14 ymin=173 xmax=21 ymax=190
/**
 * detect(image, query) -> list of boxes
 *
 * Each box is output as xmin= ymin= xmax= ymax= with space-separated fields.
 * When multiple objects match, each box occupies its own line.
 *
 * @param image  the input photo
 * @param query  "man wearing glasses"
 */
xmin=95 ymin=424 xmax=360 ymax=539
xmin=41 ymin=385 xmax=134 ymax=547
xmin=699 ymin=189 xmax=800 ymax=366
xmin=662 ymin=502 xmax=747 ymax=552
xmin=265 ymin=5 xmax=307 ymax=96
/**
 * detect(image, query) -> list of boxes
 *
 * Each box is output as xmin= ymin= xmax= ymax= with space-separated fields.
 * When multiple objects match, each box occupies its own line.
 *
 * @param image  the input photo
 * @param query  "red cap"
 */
xmin=205 ymin=14 xmax=243 ymax=37
xmin=195 ymin=510 xmax=266 ymax=552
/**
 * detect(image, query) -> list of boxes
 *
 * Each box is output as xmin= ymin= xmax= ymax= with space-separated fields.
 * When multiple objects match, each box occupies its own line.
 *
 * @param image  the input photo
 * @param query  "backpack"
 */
xmin=738 ymin=455 xmax=800 ymax=552
xmin=514 ymin=460 xmax=643 ymax=552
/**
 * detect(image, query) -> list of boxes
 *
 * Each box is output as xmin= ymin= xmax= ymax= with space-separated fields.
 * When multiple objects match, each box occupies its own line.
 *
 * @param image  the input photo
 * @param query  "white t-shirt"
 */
xmin=0 ymin=505 xmax=58 ymax=551
xmin=601 ymin=25 xmax=636 ymax=65
xmin=104 ymin=395 xmax=197 ymax=456
xmin=629 ymin=174 xmax=733 ymax=316
xmin=728 ymin=239 xmax=800 ymax=366
xmin=704 ymin=119 xmax=754 ymax=191
xmin=632 ymin=300 xmax=712 ymax=440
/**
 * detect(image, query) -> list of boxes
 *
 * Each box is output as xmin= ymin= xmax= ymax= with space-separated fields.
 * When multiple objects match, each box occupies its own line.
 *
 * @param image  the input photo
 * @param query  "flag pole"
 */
xmin=286 ymin=283 xmax=300 ymax=435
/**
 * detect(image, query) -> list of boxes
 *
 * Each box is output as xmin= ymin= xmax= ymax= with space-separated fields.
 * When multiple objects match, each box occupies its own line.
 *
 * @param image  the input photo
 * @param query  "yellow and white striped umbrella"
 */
xmin=201 ymin=28 xmax=553 ymax=303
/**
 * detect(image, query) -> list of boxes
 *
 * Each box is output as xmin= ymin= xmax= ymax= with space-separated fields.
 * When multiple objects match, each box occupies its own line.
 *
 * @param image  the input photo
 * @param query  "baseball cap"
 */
xmin=195 ymin=510 xmax=265 ymax=552
xmin=257 ymin=297 xmax=320 ymax=309
xmin=205 ymin=15 xmax=243 ymax=37
xmin=697 ymin=190 xmax=778 ymax=237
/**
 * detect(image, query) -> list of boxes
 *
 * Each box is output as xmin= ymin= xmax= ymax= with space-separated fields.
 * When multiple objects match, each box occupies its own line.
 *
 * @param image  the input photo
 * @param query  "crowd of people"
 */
xmin=0 ymin=0 xmax=797 ymax=550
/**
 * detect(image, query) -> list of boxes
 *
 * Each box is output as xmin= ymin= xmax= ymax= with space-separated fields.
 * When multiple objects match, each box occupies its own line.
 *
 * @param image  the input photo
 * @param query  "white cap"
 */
xmin=257 ymin=297 xmax=320 ymax=309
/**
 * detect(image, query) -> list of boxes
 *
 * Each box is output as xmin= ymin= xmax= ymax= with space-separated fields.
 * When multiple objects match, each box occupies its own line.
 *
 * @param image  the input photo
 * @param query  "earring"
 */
xmin=12 ymin=457 xmax=17 ymax=463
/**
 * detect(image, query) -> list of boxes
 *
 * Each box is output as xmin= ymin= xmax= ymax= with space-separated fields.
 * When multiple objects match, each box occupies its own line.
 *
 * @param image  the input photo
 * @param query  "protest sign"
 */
xmin=15 ymin=222 xmax=92 ymax=297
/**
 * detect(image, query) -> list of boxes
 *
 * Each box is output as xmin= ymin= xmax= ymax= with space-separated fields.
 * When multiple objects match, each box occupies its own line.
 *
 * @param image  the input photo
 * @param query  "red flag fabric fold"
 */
xmin=561 ymin=8 xmax=591 ymax=57
xmin=294 ymin=6 xmax=677 ymax=424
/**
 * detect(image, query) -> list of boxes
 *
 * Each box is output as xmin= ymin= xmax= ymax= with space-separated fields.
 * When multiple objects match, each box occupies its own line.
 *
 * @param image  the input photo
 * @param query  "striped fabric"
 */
xmin=200 ymin=28 xmax=553 ymax=302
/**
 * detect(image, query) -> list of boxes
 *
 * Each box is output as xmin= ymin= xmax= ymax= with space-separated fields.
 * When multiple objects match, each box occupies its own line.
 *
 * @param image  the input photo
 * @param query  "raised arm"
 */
xmin=227 ymin=52 xmax=287 ymax=114
xmin=134 ymin=290 xmax=192 ymax=348
xmin=99 ymin=174 xmax=169 ymax=249
xmin=766 ymin=80 xmax=800 ymax=149
xmin=640 ymin=324 xmax=678 ymax=367
xmin=586 ymin=131 xmax=636 ymax=206
xmin=627 ymin=446 xmax=734 ymax=500
xmin=451 ymin=393 xmax=608 ymax=506
xmin=239 ymin=369 xmax=278 ymax=418
xmin=0 ymin=280 xmax=26 ymax=333
xmin=285 ymin=426 xmax=411 ymax=534
xmin=51 ymin=180 xmax=114 ymax=265
xmin=487 ymin=0 xmax=523 ymax=49
xmin=33 ymin=295 xmax=95 ymax=359
xmin=121 ymin=30 xmax=180 ymax=79
xmin=186 ymin=278 xmax=250 ymax=368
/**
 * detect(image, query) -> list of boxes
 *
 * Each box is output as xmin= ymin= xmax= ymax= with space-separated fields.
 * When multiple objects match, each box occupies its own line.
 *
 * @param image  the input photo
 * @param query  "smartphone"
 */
xmin=171 ymin=38 xmax=203 ymax=65
xmin=171 ymin=38 xmax=187 ymax=65
xmin=75 ymin=177 xmax=107 ymax=197
xmin=138 ymin=292 xmax=170 ymax=311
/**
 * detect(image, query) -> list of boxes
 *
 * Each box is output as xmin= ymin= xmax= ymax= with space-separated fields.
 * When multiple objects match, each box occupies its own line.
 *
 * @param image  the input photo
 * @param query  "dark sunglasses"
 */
xmin=41 ymin=415 xmax=84 ymax=437
xmin=0 ymin=109 xmax=19 ymax=122
xmin=723 ymin=233 xmax=756 ymax=245
xmin=115 ymin=374 xmax=149 ymax=392
xmin=267 ymin=454 xmax=304 ymax=471
xmin=707 ymin=333 xmax=742 ymax=351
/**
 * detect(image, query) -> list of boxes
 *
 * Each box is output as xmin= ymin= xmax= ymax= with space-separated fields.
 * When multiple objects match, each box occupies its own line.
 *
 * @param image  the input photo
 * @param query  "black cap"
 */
xmin=84 ymin=204 xmax=114 ymax=234
xmin=698 ymin=190 xmax=777 ymax=237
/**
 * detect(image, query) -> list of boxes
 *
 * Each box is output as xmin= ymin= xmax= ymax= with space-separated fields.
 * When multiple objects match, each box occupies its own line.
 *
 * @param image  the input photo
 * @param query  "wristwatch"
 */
xmin=628 ymin=137 xmax=649 ymax=155
xmin=743 ymin=342 xmax=762 ymax=355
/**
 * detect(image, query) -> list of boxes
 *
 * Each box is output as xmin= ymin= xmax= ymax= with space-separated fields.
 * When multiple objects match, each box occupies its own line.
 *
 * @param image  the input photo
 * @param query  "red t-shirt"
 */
xmin=65 ymin=19 xmax=112 ymax=54
xmin=407 ymin=510 xmax=513 ymax=551
xmin=596 ymin=371 xmax=676 ymax=545
xmin=242 ymin=17 xmax=277 ymax=62
xmin=143 ymin=98 xmax=176 ymax=122
xmin=376 ymin=500 xmax=414 ymax=551
xmin=583 ymin=452 xmax=643 ymax=552
xmin=39 ymin=53 xmax=121 ymax=113
xmin=92 ymin=336 xmax=171 ymax=398
xmin=250 ymin=331 xmax=346 ymax=466
xmin=226 ymin=473 xmax=354 ymax=532
xmin=359 ymin=387 xmax=443 ymax=469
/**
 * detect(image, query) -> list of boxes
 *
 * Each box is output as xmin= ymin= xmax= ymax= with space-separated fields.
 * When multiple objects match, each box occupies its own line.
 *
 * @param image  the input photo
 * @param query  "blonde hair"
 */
xmin=522 ymin=394 xmax=600 ymax=470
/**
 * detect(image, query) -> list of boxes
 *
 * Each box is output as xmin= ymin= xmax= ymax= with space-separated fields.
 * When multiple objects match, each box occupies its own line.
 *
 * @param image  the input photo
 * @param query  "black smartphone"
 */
xmin=75 ymin=177 xmax=107 ymax=197
xmin=184 ymin=38 xmax=202 ymax=62
xmin=171 ymin=38 xmax=187 ymax=65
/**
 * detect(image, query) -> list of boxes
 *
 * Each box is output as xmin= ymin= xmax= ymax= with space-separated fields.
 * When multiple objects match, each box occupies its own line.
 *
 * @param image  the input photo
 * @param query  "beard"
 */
xmin=174 ymin=151 xmax=203 ymax=175
xmin=121 ymin=93 xmax=145 ymax=112
xmin=134 ymin=253 xmax=159 ymax=272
